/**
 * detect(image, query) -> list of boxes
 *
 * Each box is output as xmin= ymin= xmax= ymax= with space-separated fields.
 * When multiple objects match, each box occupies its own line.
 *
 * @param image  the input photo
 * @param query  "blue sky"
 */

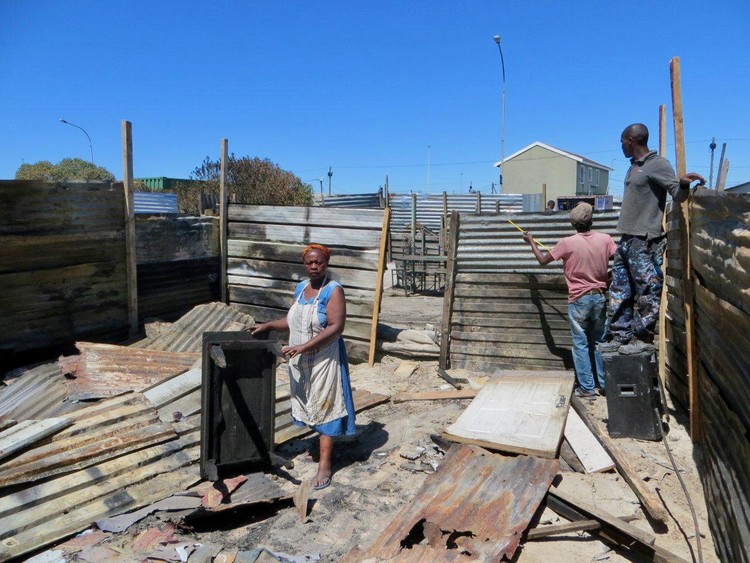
xmin=2 ymin=1 xmax=749 ymax=197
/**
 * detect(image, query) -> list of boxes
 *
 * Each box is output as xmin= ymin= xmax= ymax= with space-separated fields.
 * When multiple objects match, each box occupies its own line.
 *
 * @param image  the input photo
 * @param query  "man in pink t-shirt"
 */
xmin=523 ymin=202 xmax=617 ymax=397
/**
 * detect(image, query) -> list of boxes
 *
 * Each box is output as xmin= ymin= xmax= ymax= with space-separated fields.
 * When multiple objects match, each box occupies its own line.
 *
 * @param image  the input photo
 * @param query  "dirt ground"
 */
xmin=62 ymin=290 xmax=717 ymax=562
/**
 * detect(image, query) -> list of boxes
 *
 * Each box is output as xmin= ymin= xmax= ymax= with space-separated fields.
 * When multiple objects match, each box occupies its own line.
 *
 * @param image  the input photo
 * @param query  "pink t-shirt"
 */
xmin=550 ymin=231 xmax=617 ymax=303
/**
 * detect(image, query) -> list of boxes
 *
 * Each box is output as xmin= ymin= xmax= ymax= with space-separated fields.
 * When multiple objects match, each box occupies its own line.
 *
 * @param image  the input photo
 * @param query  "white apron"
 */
xmin=286 ymin=280 xmax=347 ymax=426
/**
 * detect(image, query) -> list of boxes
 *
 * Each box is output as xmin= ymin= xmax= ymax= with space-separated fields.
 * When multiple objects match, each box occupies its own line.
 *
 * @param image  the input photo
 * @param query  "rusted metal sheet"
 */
xmin=352 ymin=444 xmax=559 ymax=561
xmin=59 ymin=342 xmax=199 ymax=400
xmin=131 ymin=302 xmax=255 ymax=353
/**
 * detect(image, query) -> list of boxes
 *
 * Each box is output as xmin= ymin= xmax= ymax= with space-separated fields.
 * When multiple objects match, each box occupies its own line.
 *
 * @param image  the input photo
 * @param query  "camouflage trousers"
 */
xmin=608 ymin=234 xmax=667 ymax=343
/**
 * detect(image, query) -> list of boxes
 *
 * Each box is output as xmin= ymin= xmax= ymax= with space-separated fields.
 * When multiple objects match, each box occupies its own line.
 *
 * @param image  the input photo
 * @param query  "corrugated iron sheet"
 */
xmin=132 ymin=302 xmax=256 ymax=353
xmin=390 ymin=193 xmax=524 ymax=234
xmin=314 ymin=193 xmax=383 ymax=208
xmin=456 ymin=210 xmax=621 ymax=275
xmin=354 ymin=444 xmax=559 ymax=561
xmin=59 ymin=342 xmax=199 ymax=400
xmin=0 ymin=363 xmax=74 ymax=421
xmin=133 ymin=192 xmax=179 ymax=215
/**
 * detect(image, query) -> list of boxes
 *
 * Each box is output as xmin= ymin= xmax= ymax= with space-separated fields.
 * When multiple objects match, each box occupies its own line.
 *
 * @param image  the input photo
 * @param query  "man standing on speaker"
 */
xmin=523 ymin=202 xmax=616 ymax=397
xmin=599 ymin=123 xmax=705 ymax=354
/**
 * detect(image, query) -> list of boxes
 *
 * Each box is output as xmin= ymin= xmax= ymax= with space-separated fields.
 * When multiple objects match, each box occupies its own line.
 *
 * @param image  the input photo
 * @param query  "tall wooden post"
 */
xmin=220 ymin=139 xmax=229 ymax=304
xmin=657 ymin=105 xmax=668 ymax=395
xmin=670 ymin=57 xmax=700 ymax=441
xmin=369 ymin=207 xmax=391 ymax=366
xmin=410 ymin=192 xmax=417 ymax=254
xmin=122 ymin=120 xmax=138 ymax=338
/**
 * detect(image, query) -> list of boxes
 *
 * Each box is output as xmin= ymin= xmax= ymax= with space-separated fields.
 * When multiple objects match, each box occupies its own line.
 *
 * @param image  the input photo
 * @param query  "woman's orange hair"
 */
xmin=302 ymin=244 xmax=332 ymax=260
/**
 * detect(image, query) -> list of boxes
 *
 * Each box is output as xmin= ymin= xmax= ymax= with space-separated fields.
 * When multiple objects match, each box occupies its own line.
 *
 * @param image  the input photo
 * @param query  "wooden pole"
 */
xmin=220 ymin=139 xmax=228 ymax=304
xmin=715 ymin=143 xmax=727 ymax=191
xmin=439 ymin=210 xmax=460 ymax=369
xmin=716 ymin=158 xmax=729 ymax=192
xmin=410 ymin=192 xmax=417 ymax=254
xmin=657 ymin=105 xmax=668 ymax=396
xmin=670 ymin=57 xmax=700 ymax=442
xmin=121 ymin=120 xmax=138 ymax=339
xmin=369 ymin=207 xmax=391 ymax=366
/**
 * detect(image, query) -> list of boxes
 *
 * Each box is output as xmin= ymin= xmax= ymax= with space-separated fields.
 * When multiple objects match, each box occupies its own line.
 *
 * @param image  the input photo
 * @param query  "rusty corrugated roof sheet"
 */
xmin=59 ymin=342 xmax=199 ymax=400
xmin=352 ymin=444 xmax=559 ymax=561
xmin=131 ymin=302 xmax=255 ymax=353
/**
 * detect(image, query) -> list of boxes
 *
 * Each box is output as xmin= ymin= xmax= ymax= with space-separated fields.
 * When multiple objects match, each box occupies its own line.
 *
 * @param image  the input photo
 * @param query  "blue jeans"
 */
xmin=568 ymin=294 xmax=607 ymax=391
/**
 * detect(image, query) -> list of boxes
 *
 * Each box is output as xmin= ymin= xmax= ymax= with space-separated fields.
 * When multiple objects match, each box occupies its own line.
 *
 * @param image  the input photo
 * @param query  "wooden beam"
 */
xmin=392 ymin=389 xmax=478 ymax=403
xmin=439 ymin=210 xmax=459 ymax=369
xmin=547 ymin=487 xmax=689 ymax=563
xmin=219 ymin=138 xmax=229 ymax=304
xmin=369 ymin=207 xmax=390 ymax=366
xmin=571 ymin=396 xmax=670 ymax=524
xmin=658 ymin=104 xmax=669 ymax=406
xmin=716 ymin=156 xmax=729 ymax=192
xmin=121 ymin=120 xmax=138 ymax=338
xmin=670 ymin=57 xmax=700 ymax=442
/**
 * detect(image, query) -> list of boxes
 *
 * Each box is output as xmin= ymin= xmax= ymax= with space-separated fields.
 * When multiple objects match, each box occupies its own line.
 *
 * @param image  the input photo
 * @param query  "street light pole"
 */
xmin=60 ymin=118 xmax=94 ymax=163
xmin=493 ymin=35 xmax=506 ymax=193
xmin=327 ymin=166 xmax=333 ymax=196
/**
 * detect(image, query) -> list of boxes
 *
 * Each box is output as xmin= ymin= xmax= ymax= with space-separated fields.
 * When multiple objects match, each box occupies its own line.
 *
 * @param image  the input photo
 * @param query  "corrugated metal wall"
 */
xmin=134 ymin=192 xmax=179 ymax=215
xmin=442 ymin=210 xmax=620 ymax=371
xmin=136 ymin=216 xmax=220 ymax=322
xmin=689 ymin=190 xmax=750 ymax=563
xmin=663 ymin=201 xmax=688 ymax=407
xmin=389 ymin=193 xmax=524 ymax=234
xmin=0 ymin=180 xmax=129 ymax=362
xmin=226 ymin=205 xmax=386 ymax=361
xmin=314 ymin=192 xmax=383 ymax=208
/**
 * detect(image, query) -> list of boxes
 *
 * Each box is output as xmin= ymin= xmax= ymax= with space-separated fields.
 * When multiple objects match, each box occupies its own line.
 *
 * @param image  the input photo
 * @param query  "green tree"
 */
xmin=185 ymin=155 xmax=313 ymax=214
xmin=15 ymin=158 xmax=115 ymax=181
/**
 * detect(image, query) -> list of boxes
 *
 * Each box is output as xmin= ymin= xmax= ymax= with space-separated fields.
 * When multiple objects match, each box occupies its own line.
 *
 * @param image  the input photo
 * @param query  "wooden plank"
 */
xmin=228 ymin=205 xmax=384 ymax=230
xmin=563 ymin=408 xmax=614 ymax=474
xmin=450 ymin=340 xmax=572 ymax=361
xmin=0 ymin=467 xmax=200 ymax=561
xmin=450 ymin=356 xmax=567 ymax=372
xmin=227 ymin=240 xmax=379 ymax=269
xmin=0 ymin=418 xmax=72 ymax=462
xmin=451 ymin=329 xmax=572 ymax=347
xmin=143 ymin=368 xmax=202 ymax=409
xmin=220 ymin=138 xmax=228 ymax=304
xmin=227 ymin=260 xmax=377 ymax=289
xmin=122 ymin=120 xmax=138 ymax=338
xmin=392 ymin=389 xmax=479 ymax=403
xmin=369 ymin=207 xmax=390 ymax=366
xmin=548 ymin=487 xmax=689 ymax=563
xmin=570 ymin=395 xmax=670 ymax=524
xmin=228 ymin=223 xmax=381 ymax=247
xmin=443 ymin=372 xmax=574 ymax=459
xmin=439 ymin=210 xmax=459 ymax=369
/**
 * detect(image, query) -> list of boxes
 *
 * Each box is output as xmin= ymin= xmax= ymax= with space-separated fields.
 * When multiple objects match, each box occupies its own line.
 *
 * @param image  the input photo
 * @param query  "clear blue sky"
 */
xmin=2 ymin=1 xmax=749 ymax=197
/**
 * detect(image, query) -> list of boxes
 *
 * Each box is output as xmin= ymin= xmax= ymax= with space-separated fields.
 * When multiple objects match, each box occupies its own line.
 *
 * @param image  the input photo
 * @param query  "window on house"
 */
xmin=588 ymin=167 xmax=592 ymax=182
xmin=594 ymin=169 xmax=599 ymax=186
xmin=580 ymin=166 xmax=584 ymax=184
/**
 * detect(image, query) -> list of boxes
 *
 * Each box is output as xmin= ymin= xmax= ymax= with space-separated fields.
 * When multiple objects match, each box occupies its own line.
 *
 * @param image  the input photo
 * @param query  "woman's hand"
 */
xmin=249 ymin=322 xmax=268 ymax=335
xmin=281 ymin=344 xmax=306 ymax=358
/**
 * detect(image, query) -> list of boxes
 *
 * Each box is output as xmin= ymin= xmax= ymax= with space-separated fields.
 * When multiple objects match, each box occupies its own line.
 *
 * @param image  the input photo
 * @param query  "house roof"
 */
xmin=494 ymin=141 xmax=613 ymax=170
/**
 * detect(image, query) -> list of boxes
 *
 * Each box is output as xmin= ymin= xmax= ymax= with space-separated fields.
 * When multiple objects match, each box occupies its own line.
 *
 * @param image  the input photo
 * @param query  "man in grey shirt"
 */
xmin=599 ymin=123 xmax=704 ymax=353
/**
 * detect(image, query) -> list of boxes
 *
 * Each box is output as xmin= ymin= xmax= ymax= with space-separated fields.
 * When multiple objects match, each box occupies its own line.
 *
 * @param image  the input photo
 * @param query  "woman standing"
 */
xmin=251 ymin=244 xmax=355 ymax=490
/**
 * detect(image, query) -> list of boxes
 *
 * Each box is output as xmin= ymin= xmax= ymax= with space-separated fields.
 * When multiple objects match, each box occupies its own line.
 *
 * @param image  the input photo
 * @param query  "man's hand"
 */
xmin=522 ymin=231 xmax=534 ymax=245
xmin=680 ymin=172 xmax=706 ymax=188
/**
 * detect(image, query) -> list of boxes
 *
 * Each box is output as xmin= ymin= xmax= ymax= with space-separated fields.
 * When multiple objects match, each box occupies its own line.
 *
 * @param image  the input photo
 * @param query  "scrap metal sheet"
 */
xmin=354 ymin=444 xmax=559 ymax=561
xmin=59 ymin=342 xmax=199 ymax=400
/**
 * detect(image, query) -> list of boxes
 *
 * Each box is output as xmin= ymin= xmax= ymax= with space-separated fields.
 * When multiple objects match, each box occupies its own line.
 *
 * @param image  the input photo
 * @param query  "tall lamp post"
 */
xmin=59 ymin=118 xmax=94 ymax=163
xmin=493 ymin=35 xmax=506 ymax=193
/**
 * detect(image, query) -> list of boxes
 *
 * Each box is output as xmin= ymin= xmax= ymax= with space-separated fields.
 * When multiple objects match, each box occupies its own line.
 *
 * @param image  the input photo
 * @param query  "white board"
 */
xmin=443 ymin=371 xmax=574 ymax=458
xmin=563 ymin=408 xmax=615 ymax=473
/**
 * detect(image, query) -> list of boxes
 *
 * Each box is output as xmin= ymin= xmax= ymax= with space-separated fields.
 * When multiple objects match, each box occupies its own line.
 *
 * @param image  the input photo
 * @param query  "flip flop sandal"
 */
xmin=313 ymin=476 xmax=331 ymax=491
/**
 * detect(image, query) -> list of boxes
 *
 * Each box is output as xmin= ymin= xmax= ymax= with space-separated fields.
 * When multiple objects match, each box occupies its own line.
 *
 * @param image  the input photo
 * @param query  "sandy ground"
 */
xmin=62 ymin=290 xmax=717 ymax=562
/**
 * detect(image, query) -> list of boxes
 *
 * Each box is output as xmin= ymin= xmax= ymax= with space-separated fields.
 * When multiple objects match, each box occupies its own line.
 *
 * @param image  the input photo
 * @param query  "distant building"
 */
xmin=726 ymin=181 xmax=750 ymax=194
xmin=135 ymin=177 xmax=200 ymax=190
xmin=495 ymin=142 xmax=612 ymax=202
